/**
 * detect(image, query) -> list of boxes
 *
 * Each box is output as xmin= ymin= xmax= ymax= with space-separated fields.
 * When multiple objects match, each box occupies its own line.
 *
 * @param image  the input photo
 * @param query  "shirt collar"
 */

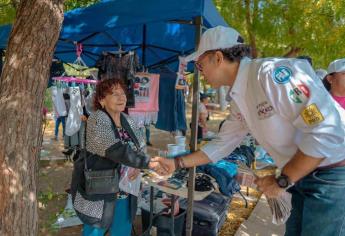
xmin=226 ymin=57 xmax=252 ymax=101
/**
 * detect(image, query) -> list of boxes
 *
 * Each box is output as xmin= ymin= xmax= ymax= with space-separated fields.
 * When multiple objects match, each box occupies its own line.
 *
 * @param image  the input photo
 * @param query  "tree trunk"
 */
xmin=244 ymin=0 xmax=258 ymax=58
xmin=0 ymin=0 xmax=63 ymax=235
xmin=283 ymin=47 xmax=302 ymax=57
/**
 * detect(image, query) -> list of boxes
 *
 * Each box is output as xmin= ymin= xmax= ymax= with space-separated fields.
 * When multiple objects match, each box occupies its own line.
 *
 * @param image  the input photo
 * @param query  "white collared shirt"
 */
xmin=201 ymin=57 xmax=345 ymax=167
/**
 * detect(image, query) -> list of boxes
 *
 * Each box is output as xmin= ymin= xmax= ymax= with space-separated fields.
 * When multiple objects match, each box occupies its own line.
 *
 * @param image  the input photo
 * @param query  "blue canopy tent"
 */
xmin=0 ymin=0 xmax=227 ymax=70
xmin=0 ymin=1 xmax=229 ymax=235
xmin=56 ymin=0 xmax=227 ymax=70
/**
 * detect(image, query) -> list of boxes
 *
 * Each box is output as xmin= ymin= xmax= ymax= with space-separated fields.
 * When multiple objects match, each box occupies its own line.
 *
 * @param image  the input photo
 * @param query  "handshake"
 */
xmin=149 ymin=156 xmax=177 ymax=176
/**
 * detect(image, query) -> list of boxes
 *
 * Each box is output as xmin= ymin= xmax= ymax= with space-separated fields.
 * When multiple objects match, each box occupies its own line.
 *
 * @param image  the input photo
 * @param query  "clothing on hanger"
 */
xmin=128 ymin=73 xmax=160 ymax=127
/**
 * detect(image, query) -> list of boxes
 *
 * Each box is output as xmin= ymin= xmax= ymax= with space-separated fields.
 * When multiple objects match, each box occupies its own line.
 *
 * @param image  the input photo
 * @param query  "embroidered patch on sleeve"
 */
xmin=301 ymin=104 xmax=324 ymax=126
xmin=289 ymin=83 xmax=310 ymax=104
xmin=273 ymin=66 xmax=292 ymax=84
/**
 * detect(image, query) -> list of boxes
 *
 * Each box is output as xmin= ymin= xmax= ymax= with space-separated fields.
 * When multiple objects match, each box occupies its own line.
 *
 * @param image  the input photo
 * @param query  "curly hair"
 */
xmin=93 ymin=78 xmax=127 ymax=110
xmin=217 ymin=44 xmax=252 ymax=62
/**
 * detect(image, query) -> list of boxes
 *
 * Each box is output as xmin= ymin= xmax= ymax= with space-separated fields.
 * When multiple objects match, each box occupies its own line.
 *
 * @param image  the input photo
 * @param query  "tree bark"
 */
xmin=0 ymin=0 xmax=63 ymax=235
xmin=283 ymin=47 xmax=302 ymax=57
xmin=244 ymin=0 xmax=258 ymax=58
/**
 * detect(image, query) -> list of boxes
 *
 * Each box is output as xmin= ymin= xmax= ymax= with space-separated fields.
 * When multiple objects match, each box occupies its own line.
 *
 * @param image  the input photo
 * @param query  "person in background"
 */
xmin=53 ymin=93 xmax=68 ymax=141
xmin=324 ymin=59 xmax=345 ymax=109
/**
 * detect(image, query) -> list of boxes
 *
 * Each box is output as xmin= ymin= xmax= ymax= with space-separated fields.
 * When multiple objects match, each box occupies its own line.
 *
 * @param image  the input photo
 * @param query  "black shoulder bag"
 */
xmin=83 ymin=111 xmax=121 ymax=195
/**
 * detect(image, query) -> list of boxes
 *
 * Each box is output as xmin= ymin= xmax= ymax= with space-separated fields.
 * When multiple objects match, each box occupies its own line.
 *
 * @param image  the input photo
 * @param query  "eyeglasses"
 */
xmin=195 ymin=50 xmax=215 ymax=72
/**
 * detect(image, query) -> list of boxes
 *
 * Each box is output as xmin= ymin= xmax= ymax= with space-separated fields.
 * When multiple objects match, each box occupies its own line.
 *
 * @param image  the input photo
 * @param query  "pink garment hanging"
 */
xmin=130 ymin=73 xmax=160 ymax=112
xmin=129 ymin=73 xmax=160 ymax=127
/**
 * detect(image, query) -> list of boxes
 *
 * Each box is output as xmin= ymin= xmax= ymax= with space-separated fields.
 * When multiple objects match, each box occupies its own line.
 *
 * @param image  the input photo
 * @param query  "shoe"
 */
xmin=146 ymin=142 xmax=153 ymax=146
xmin=51 ymin=136 xmax=58 ymax=141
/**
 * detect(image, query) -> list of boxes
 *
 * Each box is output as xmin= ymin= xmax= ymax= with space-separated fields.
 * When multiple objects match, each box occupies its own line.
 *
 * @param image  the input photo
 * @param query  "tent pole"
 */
xmin=142 ymin=24 xmax=147 ymax=66
xmin=186 ymin=15 xmax=202 ymax=236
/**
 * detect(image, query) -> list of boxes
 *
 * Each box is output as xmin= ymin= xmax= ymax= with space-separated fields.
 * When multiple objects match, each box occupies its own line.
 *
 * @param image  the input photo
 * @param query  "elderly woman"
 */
xmin=72 ymin=78 xmax=150 ymax=236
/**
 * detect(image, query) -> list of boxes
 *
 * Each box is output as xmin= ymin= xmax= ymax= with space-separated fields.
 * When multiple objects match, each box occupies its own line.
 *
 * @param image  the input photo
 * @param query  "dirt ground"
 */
xmin=38 ymin=104 xmax=262 ymax=235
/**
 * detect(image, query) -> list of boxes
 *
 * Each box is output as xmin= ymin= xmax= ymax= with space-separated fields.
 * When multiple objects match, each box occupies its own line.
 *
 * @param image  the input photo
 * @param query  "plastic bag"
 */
xmin=119 ymin=166 xmax=142 ymax=197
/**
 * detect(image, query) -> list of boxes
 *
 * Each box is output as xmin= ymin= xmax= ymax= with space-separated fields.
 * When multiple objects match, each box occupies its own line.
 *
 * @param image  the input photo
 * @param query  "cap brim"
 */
xmin=185 ymin=51 xmax=203 ymax=62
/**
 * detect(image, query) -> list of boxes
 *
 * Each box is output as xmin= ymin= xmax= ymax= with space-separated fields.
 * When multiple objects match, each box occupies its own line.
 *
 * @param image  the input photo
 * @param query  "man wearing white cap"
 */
xmin=149 ymin=26 xmax=345 ymax=235
xmin=324 ymin=59 xmax=345 ymax=109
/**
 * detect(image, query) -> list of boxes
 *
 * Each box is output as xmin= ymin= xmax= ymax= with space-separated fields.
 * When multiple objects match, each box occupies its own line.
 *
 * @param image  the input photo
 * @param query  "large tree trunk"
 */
xmin=0 ymin=0 xmax=63 ymax=235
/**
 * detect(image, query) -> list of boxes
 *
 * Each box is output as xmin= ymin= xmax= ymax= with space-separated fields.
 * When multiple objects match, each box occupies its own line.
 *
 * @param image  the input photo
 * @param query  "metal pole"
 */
xmin=142 ymin=24 xmax=147 ymax=66
xmin=185 ymin=15 xmax=202 ymax=236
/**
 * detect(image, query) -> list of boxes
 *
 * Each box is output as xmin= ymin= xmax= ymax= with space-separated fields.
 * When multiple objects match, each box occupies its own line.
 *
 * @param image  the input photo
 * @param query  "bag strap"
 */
xmin=84 ymin=109 xmax=120 ymax=171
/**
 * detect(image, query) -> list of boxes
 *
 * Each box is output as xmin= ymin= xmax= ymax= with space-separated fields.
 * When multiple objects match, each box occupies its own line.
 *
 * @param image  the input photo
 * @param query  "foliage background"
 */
xmin=1 ymin=0 xmax=345 ymax=68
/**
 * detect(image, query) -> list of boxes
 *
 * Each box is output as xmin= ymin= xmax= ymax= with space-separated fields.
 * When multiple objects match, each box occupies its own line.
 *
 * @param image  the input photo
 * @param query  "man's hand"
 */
xmin=127 ymin=168 xmax=141 ymax=181
xmin=254 ymin=175 xmax=284 ymax=199
xmin=149 ymin=157 xmax=176 ymax=176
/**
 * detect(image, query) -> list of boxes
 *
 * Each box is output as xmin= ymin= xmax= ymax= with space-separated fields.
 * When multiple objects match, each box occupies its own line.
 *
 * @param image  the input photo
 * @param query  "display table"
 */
xmin=141 ymin=171 xmax=214 ymax=236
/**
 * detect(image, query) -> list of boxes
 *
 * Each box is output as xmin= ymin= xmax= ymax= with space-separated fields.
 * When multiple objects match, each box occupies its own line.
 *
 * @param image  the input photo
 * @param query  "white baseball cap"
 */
xmin=327 ymin=58 xmax=345 ymax=75
xmin=185 ymin=26 xmax=243 ymax=62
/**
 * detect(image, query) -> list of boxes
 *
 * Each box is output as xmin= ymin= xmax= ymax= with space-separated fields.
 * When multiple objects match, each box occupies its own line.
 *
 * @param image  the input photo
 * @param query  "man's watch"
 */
xmin=275 ymin=169 xmax=294 ymax=189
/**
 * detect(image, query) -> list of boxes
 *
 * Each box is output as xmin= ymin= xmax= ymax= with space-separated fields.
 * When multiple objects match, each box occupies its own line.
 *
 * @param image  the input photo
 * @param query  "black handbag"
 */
xmin=83 ymin=149 xmax=119 ymax=195
xmin=83 ymin=110 xmax=122 ymax=195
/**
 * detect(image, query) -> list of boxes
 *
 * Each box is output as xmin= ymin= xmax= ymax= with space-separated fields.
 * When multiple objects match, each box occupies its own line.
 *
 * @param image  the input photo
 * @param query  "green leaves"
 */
xmin=0 ymin=0 xmax=16 ymax=25
xmin=0 ymin=0 xmax=100 ymax=25
xmin=214 ymin=0 xmax=345 ymax=68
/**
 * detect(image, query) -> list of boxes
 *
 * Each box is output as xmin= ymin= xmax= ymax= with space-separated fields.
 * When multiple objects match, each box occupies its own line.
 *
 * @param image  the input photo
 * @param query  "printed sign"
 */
xmin=134 ymin=75 xmax=151 ymax=102
xmin=301 ymin=104 xmax=324 ymax=126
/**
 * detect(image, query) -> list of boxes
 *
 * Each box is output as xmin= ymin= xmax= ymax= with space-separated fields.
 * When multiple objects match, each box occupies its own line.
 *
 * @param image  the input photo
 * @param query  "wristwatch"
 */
xmin=275 ymin=169 xmax=294 ymax=189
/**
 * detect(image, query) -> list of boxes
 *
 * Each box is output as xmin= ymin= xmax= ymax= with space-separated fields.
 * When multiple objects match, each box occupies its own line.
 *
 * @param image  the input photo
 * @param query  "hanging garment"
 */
xmin=66 ymin=87 xmax=83 ymax=136
xmin=155 ymin=67 xmax=187 ymax=132
xmin=128 ymin=73 xmax=160 ymax=127
xmin=85 ymin=90 xmax=95 ymax=114
xmin=48 ymin=60 xmax=65 ymax=87
xmin=51 ymin=86 xmax=67 ymax=117
xmin=95 ymin=52 xmax=139 ymax=108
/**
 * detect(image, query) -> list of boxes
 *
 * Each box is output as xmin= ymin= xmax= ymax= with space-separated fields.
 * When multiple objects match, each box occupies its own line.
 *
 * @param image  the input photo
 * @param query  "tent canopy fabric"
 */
xmin=0 ymin=0 xmax=227 ymax=70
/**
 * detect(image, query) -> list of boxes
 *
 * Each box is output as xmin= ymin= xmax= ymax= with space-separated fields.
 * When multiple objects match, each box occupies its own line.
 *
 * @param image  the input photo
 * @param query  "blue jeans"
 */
xmin=285 ymin=166 xmax=345 ymax=236
xmin=54 ymin=116 xmax=66 ymax=138
xmin=83 ymin=198 xmax=132 ymax=236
